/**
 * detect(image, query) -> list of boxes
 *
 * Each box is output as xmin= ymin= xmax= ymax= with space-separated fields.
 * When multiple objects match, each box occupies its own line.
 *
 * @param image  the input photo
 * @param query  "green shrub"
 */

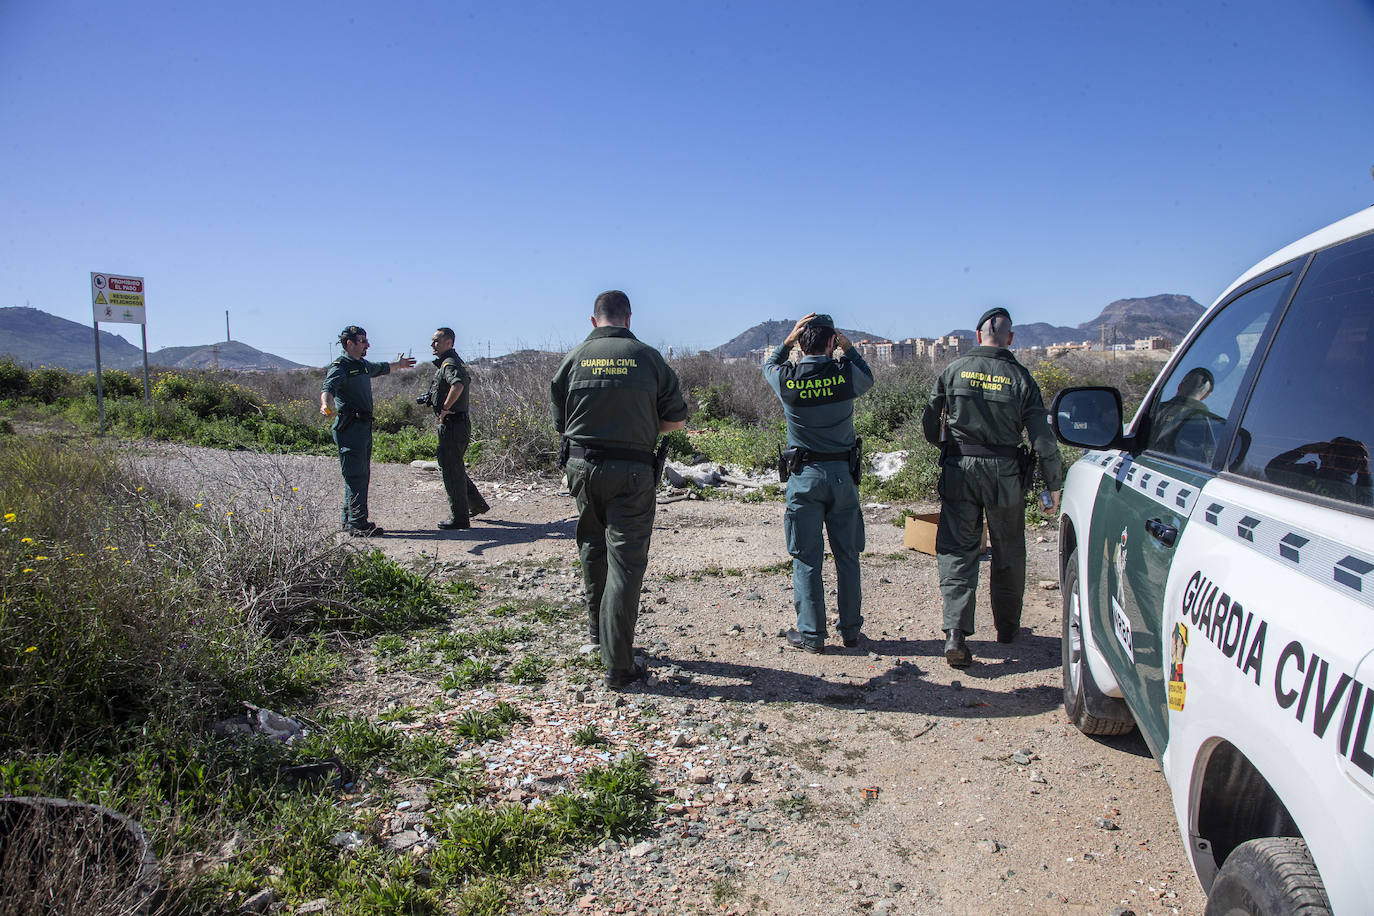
xmin=81 ymin=368 xmax=144 ymax=400
xmin=0 ymin=358 xmax=29 ymax=399
xmin=690 ymin=419 xmax=784 ymax=471
xmin=854 ymin=374 xmax=930 ymax=443
xmin=152 ymin=372 xmax=262 ymax=420
xmin=345 ymin=551 xmax=449 ymax=634
xmin=27 ymin=366 xmax=76 ymax=404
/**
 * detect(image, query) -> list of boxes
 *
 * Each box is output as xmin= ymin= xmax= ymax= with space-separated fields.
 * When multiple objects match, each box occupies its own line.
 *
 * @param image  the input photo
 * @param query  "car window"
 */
xmin=1144 ymin=276 xmax=1290 ymax=464
xmin=1230 ymin=232 xmax=1374 ymax=508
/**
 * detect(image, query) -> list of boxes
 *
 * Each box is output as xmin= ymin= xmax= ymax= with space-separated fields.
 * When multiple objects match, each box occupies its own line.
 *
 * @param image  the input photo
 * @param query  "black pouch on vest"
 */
xmin=776 ymin=445 xmax=790 ymax=483
xmin=1016 ymin=444 xmax=1037 ymax=490
xmin=653 ymin=439 xmax=669 ymax=486
xmin=558 ymin=435 xmax=571 ymax=469
xmin=849 ymin=437 xmax=863 ymax=485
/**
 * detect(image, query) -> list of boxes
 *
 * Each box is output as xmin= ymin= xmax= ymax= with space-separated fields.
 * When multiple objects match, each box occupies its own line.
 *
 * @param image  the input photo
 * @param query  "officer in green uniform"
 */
xmin=426 ymin=327 xmax=490 ymax=529
xmin=764 ymin=313 xmax=874 ymax=653
xmin=550 ymin=291 xmax=689 ymax=689
xmin=319 ymin=325 xmax=416 ymax=536
xmin=921 ymin=307 xmax=1063 ymax=667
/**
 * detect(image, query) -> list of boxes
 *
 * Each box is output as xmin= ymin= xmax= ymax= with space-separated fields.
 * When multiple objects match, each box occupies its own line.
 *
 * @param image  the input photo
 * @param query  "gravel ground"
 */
xmin=131 ymin=444 xmax=1205 ymax=916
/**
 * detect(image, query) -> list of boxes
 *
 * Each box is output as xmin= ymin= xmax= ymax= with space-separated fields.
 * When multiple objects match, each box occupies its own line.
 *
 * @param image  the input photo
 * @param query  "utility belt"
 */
xmin=559 ymin=437 xmax=670 ymax=486
xmin=942 ymin=438 xmax=1037 ymax=489
xmin=336 ymin=409 xmax=373 ymax=433
xmin=777 ymin=438 xmax=863 ymax=485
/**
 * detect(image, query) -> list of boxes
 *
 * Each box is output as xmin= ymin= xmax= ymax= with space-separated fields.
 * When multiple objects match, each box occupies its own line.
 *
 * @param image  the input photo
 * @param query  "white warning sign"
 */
xmin=91 ymin=272 xmax=146 ymax=324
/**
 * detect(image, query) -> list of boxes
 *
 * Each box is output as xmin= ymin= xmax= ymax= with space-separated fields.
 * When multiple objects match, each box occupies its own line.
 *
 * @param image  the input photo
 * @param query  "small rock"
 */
xmin=1038 ymin=579 xmax=1059 ymax=590
xmin=239 ymin=888 xmax=274 ymax=914
xmin=872 ymin=901 xmax=896 ymax=916
xmin=296 ymin=901 xmax=330 ymax=915
xmin=733 ymin=766 xmax=754 ymax=784
xmin=329 ymin=831 xmax=367 ymax=850
xmin=1011 ymin=751 xmax=1032 ymax=765
xmin=386 ymin=830 xmax=422 ymax=851
xmin=1110 ymin=908 xmax=1137 ymax=916
xmin=1095 ymin=816 xmax=1120 ymax=831
xmin=1029 ymin=770 xmax=1048 ymax=784
xmin=746 ymin=816 xmax=768 ymax=831
xmin=579 ymin=643 xmax=599 ymax=655
xmin=770 ymin=868 xmax=791 ymax=884
xmin=628 ymin=841 xmax=654 ymax=858
xmin=977 ymin=839 xmax=1001 ymax=854
xmin=689 ymin=767 xmax=711 ymax=784
xmin=670 ymin=733 xmax=692 ymax=749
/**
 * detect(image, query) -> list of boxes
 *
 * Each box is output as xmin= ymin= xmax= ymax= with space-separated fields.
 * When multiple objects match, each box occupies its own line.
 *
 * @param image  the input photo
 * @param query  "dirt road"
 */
xmin=138 ymin=446 xmax=1204 ymax=915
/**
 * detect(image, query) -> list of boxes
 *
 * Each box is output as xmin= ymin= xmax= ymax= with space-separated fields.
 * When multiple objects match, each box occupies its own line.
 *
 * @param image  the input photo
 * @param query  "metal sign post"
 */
xmin=91 ymin=272 xmax=149 ymax=431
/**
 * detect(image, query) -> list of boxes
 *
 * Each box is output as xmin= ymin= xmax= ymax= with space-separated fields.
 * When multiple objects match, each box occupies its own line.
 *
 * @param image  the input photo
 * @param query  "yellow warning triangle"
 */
xmin=95 ymin=291 xmax=108 ymax=304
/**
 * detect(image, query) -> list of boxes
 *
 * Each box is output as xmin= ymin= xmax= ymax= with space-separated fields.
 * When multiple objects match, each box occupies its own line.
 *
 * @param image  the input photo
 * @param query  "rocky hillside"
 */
xmin=0 ymin=307 xmax=306 ymax=370
xmin=149 ymin=340 xmax=307 ymax=371
xmin=710 ymin=319 xmax=887 ymax=358
xmin=0 ymin=307 xmax=145 ymax=371
xmin=709 ymin=294 xmax=1206 ymax=356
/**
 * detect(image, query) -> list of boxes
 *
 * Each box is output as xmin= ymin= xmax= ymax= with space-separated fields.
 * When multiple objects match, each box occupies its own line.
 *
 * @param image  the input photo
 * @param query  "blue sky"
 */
xmin=3 ymin=1 xmax=1373 ymax=364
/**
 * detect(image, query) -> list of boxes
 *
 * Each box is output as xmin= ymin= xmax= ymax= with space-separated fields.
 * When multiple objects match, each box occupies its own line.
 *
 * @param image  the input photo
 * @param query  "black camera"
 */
xmin=415 ymin=392 xmax=433 ymax=406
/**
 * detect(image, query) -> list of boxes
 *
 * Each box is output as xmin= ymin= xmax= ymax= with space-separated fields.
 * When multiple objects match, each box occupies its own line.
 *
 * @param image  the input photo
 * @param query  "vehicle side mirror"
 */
xmin=1051 ymin=387 xmax=1126 ymax=450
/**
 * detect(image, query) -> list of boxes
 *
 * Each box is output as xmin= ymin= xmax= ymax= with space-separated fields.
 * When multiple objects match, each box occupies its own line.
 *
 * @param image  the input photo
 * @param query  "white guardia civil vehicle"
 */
xmin=1050 ymin=205 xmax=1374 ymax=915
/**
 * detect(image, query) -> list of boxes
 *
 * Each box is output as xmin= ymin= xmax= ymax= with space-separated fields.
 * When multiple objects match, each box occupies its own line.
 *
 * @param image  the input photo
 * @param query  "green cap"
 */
xmin=805 ymin=313 xmax=835 ymax=330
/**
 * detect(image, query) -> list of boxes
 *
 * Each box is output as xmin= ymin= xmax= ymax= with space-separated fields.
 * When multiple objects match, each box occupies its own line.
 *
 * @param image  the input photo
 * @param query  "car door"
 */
xmin=1086 ymin=269 xmax=1297 ymax=756
xmin=1161 ymin=231 xmax=1374 ymax=911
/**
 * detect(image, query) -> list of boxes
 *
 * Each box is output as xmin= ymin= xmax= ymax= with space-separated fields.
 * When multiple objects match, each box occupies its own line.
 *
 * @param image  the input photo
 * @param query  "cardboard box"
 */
xmin=904 ymin=512 xmax=989 ymax=555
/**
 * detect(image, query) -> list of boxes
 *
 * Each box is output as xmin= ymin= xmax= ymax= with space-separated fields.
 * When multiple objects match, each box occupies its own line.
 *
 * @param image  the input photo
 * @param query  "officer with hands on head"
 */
xmin=320 ymin=325 xmax=417 ymax=536
xmin=550 ymin=290 xmax=689 ymax=690
xmin=921 ymin=307 xmax=1063 ymax=668
xmin=426 ymin=327 xmax=490 ymax=530
xmin=764 ymin=312 xmax=874 ymax=654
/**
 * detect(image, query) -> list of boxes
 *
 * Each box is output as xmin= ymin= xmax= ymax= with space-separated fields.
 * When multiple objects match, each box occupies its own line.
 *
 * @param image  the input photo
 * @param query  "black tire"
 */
xmin=1061 ymin=548 xmax=1135 ymax=736
xmin=1205 ymin=837 xmax=1331 ymax=916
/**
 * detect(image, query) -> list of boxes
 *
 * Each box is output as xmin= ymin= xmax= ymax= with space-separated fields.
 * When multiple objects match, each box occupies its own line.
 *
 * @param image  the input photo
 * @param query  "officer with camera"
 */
xmin=920 ymin=307 xmax=1062 ymax=667
xmin=764 ymin=313 xmax=874 ymax=653
xmin=320 ymin=325 xmax=416 ymax=536
xmin=423 ymin=327 xmax=490 ymax=530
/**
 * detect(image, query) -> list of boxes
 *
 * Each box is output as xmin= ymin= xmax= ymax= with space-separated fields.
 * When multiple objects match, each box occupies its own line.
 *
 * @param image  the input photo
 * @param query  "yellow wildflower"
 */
xmin=195 ymin=503 xmax=203 ymax=508
xmin=34 ymin=556 xmax=48 ymax=561
xmin=22 ymin=568 xmax=34 ymax=573
xmin=21 ymin=537 xmax=33 ymax=544
xmin=3 ymin=512 xmax=14 ymax=523
xmin=24 ymin=646 xmax=36 ymax=653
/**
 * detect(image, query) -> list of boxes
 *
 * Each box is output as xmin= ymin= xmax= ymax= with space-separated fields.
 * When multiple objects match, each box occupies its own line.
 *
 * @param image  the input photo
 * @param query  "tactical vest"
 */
xmin=775 ymin=358 xmax=855 ymax=408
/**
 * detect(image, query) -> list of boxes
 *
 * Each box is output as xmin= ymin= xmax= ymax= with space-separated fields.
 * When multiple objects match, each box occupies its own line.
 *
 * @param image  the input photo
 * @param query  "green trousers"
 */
xmin=333 ymin=419 xmax=373 ymax=528
xmin=783 ymin=461 xmax=865 ymax=648
xmin=935 ymin=456 xmax=1027 ymax=635
xmin=437 ymin=413 xmax=487 ymax=523
xmin=566 ymin=457 xmax=657 ymax=674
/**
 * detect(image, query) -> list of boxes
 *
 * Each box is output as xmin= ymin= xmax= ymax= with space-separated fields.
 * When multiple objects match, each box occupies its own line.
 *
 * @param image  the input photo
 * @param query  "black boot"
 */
xmin=945 ymin=629 xmax=972 ymax=669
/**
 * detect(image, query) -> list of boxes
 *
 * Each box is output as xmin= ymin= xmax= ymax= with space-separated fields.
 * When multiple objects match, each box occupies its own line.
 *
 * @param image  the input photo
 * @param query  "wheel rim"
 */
xmin=1067 ymin=583 xmax=1084 ymax=695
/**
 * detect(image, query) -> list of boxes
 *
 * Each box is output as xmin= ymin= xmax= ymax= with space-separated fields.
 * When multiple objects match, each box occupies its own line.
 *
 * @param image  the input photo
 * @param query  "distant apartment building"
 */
xmin=1046 ymin=341 xmax=1094 ymax=358
xmin=1133 ymin=335 xmax=1171 ymax=350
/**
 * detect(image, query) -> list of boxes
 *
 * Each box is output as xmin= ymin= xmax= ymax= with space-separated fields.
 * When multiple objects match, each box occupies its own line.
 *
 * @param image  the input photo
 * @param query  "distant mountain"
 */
xmin=1079 ymin=294 xmax=1204 ymax=343
xmin=0 ymin=307 xmax=307 ymax=371
xmin=150 ymin=340 xmax=307 ymax=371
xmin=710 ymin=319 xmax=887 ymax=359
xmin=940 ymin=294 xmax=1205 ymax=350
xmin=0 ymin=307 xmax=145 ymax=371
